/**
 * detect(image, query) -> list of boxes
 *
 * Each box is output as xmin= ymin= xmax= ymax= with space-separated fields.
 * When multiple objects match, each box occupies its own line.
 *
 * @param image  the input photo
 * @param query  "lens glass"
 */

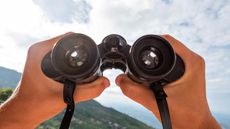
xmin=141 ymin=47 xmax=160 ymax=69
xmin=65 ymin=44 xmax=88 ymax=68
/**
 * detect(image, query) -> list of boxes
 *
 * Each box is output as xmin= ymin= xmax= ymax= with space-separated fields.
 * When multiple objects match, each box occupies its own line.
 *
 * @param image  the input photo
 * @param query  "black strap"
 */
xmin=150 ymin=83 xmax=172 ymax=129
xmin=58 ymin=79 xmax=171 ymax=129
xmin=60 ymin=80 xmax=76 ymax=129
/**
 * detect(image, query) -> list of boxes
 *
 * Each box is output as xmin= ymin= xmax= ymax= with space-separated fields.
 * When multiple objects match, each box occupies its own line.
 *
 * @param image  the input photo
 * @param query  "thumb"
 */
xmin=74 ymin=76 xmax=110 ymax=103
xmin=116 ymin=74 xmax=157 ymax=112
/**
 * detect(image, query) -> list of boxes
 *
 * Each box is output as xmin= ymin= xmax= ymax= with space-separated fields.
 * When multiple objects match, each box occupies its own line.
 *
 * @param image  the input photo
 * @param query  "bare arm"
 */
xmin=0 ymin=33 xmax=110 ymax=129
xmin=116 ymin=35 xmax=221 ymax=129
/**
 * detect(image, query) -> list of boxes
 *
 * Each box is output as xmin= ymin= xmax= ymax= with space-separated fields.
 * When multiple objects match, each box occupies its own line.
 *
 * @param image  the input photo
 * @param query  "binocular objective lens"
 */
xmin=66 ymin=46 xmax=88 ymax=68
xmin=141 ymin=47 xmax=160 ymax=69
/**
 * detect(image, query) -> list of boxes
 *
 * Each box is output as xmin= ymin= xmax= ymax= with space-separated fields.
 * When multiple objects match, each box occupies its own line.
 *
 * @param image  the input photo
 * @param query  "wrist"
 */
xmin=199 ymin=112 xmax=221 ymax=129
xmin=0 ymin=91 xmax=37 ymax=128
xmin=149 ymin=102 xmax=221 ymax=129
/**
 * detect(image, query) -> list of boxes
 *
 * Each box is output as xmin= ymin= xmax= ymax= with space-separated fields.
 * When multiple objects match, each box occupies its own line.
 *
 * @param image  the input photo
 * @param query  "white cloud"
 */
xmin=33 ymin=0 xmax=92 ymax=23
xmin=88 ymin=0 xmax=230 ymax=90
xmin=0 ymin=0 xmax=229 ymax=115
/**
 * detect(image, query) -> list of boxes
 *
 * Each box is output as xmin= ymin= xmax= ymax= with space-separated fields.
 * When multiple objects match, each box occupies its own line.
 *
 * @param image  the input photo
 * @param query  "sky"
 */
xmin=0 ymin=0 xmax=229 ymax=118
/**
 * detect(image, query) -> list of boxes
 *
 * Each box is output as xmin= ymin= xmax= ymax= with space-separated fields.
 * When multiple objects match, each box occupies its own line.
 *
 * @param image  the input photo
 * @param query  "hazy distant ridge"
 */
xmin=0 ymin=66 xmax=21 ymax=88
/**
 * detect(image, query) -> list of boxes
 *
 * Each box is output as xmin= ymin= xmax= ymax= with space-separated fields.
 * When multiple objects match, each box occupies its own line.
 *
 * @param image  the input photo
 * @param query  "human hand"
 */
xmin=0 ymin=32 xmax=110 ymax=129
xmin=115 ymin=35 xmax=221 ymax=129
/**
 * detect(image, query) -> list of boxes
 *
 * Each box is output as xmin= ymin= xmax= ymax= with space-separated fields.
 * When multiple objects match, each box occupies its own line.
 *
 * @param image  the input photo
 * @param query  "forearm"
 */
xmin=202 ymin=114 xmax=222 ymax=129
xmin=0 ymin=92 xmax=37 ymax=128
xmin=151 ymin=106 xmax=221 ymax=129
xmin=0 ymin=85 xmax=65 ymax=129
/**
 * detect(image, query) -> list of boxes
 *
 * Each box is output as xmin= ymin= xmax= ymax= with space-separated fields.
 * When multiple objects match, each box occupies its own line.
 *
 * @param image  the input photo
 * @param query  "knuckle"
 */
xmin=192 ymin=53 xmax=206 ymax=70
xmin=27 ymin=42 xmax=40 ymax=55
xmin=65 ymin=31 xmax=74 ymax=35
xmin=163 ymin=34 xmax=172 ymax=38
xmin=196 ymin=54 xmax=205 ymax=65
xmin=199 ymin=56 xmax=205 ymax=67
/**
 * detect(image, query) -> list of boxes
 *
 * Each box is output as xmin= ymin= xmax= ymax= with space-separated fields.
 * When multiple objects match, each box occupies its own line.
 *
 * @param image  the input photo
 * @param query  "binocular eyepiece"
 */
xmin=41 ymin=33 xmax=185 ymax=86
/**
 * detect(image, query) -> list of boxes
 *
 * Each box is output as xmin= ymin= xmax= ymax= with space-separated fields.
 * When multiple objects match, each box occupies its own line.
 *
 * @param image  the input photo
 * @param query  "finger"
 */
xmin=74 ymin=76 xmax=110 ymax=103
xmin=23 ymin=32 xmax=75 ymax=79
xmin=27 ymin=32 xmax=74 ymax=60
xmin=38 ymin=32 xmax=74 ymax=52
xmin=116 ymin=74 xmax=157 ymax=112
xmin=161 ymin=34 xmax=194 ymax=57
xmin=161 ymin=34 xmax=204 ymax=77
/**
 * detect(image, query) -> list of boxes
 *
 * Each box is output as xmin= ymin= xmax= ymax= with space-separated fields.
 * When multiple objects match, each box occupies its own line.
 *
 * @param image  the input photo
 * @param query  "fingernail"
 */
xmin=104 ymin=80 xmax=110 ymax=88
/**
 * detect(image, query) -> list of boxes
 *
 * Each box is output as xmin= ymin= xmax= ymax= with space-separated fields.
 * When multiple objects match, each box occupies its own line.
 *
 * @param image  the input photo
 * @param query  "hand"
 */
xmin=115 ymin=35 xmax=221 ymax=129
xmin=0 ymin=32 xmax=110 ymax=129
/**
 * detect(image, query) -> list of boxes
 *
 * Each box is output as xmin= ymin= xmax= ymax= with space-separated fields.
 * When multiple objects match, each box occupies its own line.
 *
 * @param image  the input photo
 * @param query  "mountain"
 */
xmin=1 ymin=66 xmax=230 ymax=129
xmin=0 ymin=66 xmax=21 ymax=88
xmin=0 ymin=66 xmax=154 ymax=129
xmin=37 ymin=100 xmax=154 ymax=129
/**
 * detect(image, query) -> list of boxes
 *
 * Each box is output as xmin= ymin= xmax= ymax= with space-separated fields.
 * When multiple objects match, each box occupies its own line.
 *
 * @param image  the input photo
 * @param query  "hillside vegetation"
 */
xmin=0 ymin=66 xmax=154 ymax=129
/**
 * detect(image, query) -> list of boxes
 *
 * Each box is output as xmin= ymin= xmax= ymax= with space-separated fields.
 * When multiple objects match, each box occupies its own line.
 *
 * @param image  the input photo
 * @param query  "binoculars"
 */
xmin=41 ymin=33 xmax=185 ymax=129
xmin=41 ymin=33 xmax=184 ymax=86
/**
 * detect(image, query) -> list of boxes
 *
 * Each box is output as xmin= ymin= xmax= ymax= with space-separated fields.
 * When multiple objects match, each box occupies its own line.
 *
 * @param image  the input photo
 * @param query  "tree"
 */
xmin=0 ymin=88 xmax=13 ymax=103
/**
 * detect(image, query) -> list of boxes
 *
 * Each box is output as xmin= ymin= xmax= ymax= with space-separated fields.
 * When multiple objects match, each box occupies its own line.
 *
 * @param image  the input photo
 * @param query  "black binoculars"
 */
xmin=41 ymin=33 xmax=184 ymax=86
xmin=41 ymin=33 xmax=185 ymax=129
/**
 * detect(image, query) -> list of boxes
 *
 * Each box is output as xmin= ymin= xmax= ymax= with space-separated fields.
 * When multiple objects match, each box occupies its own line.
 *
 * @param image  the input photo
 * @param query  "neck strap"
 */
xmin=60 ymin=80 xmax=76 ymax=129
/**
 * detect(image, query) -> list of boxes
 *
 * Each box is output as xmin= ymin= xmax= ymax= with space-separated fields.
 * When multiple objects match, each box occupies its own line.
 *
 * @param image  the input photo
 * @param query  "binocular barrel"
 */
xmin=41 ymin=33 xmax=185 ymax=86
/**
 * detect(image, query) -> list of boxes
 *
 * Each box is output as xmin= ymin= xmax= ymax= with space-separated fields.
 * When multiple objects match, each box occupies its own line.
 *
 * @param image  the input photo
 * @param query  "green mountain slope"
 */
xmin=0 ymin=66 xmax=154 ymax=129
xmin=38 ymin=100 xmax=154 ymax=129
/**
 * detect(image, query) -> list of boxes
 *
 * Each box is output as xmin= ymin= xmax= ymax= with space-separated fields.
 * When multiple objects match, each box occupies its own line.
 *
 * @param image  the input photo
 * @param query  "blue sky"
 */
xmin=0 ymin=0 xmax=229 ymax=118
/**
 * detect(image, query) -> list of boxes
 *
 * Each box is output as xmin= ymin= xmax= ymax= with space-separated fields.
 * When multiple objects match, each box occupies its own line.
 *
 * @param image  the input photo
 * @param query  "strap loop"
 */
xmin=150 ymin=83 xmax=172 ymax=129
xmin=60 ymin=80 xmax=76 ymax=129
xmin=58 ymin=80 xmax=172 ymax=129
